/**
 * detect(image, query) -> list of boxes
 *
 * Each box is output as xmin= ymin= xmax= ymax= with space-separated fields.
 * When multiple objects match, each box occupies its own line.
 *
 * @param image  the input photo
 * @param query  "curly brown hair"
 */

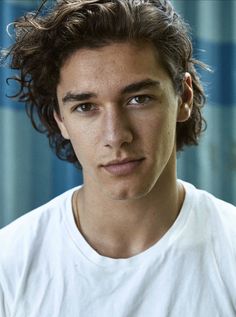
xmin=2 ymin=0 xmax=208 ymax=168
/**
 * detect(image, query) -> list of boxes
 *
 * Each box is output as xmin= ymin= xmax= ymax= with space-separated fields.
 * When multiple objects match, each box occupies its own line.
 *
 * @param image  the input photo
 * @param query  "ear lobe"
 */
xmin=53 ymin=111 xmax=70 ymax=140
xmin=177 ymin=103 xmax=192 ymax=122
xmin=177 ymin=72 xmax=193 ymax=123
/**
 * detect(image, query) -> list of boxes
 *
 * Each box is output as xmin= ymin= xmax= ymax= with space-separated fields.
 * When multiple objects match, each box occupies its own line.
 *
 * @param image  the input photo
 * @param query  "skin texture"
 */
xmin=55 ymin=41 xmax=193 ymax=258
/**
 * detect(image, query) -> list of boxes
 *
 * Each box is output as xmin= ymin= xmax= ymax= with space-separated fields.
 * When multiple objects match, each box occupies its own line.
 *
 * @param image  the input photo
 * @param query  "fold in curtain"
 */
xmin=173 ymin=0 xmax=236 ymax=206
xmin=0 ymin=0 xmax=83 ymax=228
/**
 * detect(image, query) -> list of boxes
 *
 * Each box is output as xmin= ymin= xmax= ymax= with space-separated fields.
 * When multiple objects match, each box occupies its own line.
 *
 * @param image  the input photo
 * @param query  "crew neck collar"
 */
xmin=63 ymin=180 xmax=195 ymax=269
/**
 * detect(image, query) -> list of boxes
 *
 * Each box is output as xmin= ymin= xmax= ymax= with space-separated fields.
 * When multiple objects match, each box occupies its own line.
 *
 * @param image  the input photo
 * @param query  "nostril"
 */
xmin=103 ymin=128 xmax=134 ymax=148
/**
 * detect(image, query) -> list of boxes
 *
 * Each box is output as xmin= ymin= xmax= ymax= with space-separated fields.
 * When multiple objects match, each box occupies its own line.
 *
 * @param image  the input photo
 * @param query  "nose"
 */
xmin=102 ymin=106 xmax=134 ymax=149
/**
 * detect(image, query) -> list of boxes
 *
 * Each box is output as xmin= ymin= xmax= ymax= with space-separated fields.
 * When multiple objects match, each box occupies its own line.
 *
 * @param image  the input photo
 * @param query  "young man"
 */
xmin=0 ymin=0 xmax=236 ymax=316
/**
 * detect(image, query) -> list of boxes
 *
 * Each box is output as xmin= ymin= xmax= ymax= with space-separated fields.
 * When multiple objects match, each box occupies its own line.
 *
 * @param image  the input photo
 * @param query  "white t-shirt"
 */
xmin=0 ymin=181 xmax=236 ymax=317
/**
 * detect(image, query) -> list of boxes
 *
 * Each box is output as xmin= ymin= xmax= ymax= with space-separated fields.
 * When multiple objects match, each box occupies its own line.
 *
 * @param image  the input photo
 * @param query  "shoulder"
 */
xmin=1 ymin=187 xmax=76 ymax=235
xmin=181 ymin=181 xmax=236 ymax=295
xmin=0 ymin=186 xmax=78 ymax=311
xmin=181 ymin=180 xmax=236 ymax=218
xmin=0 ymin=187 xmax=77 ymax=264
xmin=181 ymin=179 xmax=236 ymax=245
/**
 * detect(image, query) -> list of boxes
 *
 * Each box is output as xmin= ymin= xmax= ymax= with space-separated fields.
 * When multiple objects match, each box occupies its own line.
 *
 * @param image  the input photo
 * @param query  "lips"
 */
xmin=102 ymin=158 xmax=145 ymax=176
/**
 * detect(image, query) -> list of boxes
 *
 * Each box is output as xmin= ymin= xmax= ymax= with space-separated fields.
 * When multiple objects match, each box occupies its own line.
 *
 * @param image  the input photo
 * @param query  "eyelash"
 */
xmin=73 ymin=103 xmax=97 ymax=113
xmin=128 ymin=95 xmax=152 ymax=105
xmin=73 ymin=95 xmax=153 ymax=113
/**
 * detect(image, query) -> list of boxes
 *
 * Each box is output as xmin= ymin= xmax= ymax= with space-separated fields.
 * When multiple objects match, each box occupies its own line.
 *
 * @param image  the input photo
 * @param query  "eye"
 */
xmin=74 ymin=103 xmax=97 ymax=113
xmin=128 ymin=95 xmax=152 ymax=105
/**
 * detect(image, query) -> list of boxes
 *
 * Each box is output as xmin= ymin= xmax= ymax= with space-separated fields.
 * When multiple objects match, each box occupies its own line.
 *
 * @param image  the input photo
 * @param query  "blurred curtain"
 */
xmin=0 ymin=0 xmax=235 ymax=228
xmin=173 ymin=0 xmax=236 ymax=206
xmin=0 ymin=0 xmax=83 ymax=228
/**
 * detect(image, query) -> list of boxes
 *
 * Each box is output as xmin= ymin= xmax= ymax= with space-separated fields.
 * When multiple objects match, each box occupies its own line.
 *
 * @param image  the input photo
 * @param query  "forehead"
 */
xmin=57 ymin=41 xmax=171 ymax=94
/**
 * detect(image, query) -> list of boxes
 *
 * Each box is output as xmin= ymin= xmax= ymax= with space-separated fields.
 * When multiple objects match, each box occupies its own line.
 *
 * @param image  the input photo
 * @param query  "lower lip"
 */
xmin=102 ymin=159 xmax=144 ymax=176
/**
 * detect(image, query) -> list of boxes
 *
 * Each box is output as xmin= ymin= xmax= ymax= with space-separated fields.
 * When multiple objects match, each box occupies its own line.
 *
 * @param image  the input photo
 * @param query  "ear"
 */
xmin=53 ymin=111 xmax=70 ymax=140
xmin=177 ymin=72 xmax=193 ymax=123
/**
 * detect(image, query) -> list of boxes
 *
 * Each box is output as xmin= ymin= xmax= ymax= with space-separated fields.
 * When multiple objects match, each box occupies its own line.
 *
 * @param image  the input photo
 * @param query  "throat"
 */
xmin=72 ymin=182 xmax=185 ymax=259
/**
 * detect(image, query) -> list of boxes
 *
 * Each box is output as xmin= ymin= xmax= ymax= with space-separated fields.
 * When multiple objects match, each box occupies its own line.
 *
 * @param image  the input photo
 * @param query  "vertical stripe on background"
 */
xmin=174 ymin=0 xmax=236 ymax=205
xmin=0 ymin=0 xmax=83 ymax=227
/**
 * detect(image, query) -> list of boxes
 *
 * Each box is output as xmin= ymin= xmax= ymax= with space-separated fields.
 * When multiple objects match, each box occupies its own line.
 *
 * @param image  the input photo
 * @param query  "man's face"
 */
xmin=55 ymin=41 xmax=190 ymax=201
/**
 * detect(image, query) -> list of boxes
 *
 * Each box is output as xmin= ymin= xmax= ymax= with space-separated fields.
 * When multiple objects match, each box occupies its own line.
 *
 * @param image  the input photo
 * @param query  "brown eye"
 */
xmin=75 ymin=103 xmax=96 ymax=112
xmin=129 ymin=95 xmax=151 ymax=105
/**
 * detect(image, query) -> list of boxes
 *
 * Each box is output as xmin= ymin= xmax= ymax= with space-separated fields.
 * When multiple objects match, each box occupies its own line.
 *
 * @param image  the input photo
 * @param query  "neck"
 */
xmin=73 ymin=167 xmax=185 ymax=259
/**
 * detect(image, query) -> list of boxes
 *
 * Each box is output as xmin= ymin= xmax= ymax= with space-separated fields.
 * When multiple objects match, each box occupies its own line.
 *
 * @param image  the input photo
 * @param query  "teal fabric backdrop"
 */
xmin=0 ymin=0 xmax=236 ymax=228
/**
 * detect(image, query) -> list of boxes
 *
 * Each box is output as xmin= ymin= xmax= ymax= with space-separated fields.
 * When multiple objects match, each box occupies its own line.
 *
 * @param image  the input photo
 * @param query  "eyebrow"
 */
xmin=62 ymin=79 xmax=160 ymax=105
xmin=121 ymin=79 xmax=160 ymax=95
xmin=62 ymin=92 xmax=96 ymax=104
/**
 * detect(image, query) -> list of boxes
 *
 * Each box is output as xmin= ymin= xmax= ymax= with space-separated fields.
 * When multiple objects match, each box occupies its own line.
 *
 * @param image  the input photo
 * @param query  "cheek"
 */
xmin=66 ymin=124 xmax=99 ymax=166
xmin=148 ymin=110 xmax=175 ymax=138
xmin=145 ymin=111 xmax=177 ymax=153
